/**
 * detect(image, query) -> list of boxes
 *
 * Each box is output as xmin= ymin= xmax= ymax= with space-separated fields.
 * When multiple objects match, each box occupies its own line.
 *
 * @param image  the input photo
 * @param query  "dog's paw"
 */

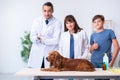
xmin=40 ymin=68 xmax=48 ymax=71
xmin=40 ymin=68 xmax=60 ymax=72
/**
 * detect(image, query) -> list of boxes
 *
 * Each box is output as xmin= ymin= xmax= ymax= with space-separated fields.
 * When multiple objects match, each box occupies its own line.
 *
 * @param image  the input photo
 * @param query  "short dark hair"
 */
xmin=43 ymin=2 xmax=54 ymax=11
xmin=92 ymin=15 xmax=105 ymax=22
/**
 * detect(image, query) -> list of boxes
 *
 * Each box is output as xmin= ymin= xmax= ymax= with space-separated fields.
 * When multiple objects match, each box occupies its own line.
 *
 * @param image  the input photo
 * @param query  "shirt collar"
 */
xmin=43 ymin=15 xmax=53 ymax=22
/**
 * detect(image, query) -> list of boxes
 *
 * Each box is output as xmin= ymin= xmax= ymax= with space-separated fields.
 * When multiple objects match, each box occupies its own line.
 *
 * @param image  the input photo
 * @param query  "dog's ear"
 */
xmin=48 ymin=51 xmax=55 ymax=68
xmin=54 ymin=55 xmax=62 ymax=69
xmin=56 ymin=56 xmax=61 ymax=62
xmin=50 ymin=62 xmax=53 ymax=68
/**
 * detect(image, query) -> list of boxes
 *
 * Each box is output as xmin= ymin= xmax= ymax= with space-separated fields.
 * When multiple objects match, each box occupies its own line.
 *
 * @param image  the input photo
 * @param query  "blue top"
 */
xmin=90 ymin=29 xmax=116 ymax=63
xmin=70 ymin=34 xmax=74 ymax=58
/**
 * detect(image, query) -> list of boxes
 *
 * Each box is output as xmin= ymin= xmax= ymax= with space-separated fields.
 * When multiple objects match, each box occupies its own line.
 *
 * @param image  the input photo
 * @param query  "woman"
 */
xmin=58 ymin=15 xmax=89 ymax=59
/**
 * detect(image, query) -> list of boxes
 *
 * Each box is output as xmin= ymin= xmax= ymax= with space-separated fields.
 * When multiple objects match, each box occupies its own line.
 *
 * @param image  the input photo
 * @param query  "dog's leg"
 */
xmin=60 ymin=68 xmax=70 ymax=71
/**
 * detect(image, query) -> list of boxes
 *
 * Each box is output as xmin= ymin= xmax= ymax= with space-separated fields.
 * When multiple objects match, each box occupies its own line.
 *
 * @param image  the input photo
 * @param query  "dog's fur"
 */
xmin=41 ymin=50 xmax=95 ymax=71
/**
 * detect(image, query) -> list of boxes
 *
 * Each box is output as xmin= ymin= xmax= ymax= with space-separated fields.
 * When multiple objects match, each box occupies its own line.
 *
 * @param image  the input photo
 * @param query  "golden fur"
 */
xmin=41 ymin=50 xmax=95 ymax=72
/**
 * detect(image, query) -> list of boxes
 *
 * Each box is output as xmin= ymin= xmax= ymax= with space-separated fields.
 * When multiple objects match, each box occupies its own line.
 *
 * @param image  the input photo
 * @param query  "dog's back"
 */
xmin=61 ymin=58 xmax=95 ymax=71
xmin=76 ymin=59 xmax=95 ymax=71
xmin=42 ymin=50 xmax=95 ymax=72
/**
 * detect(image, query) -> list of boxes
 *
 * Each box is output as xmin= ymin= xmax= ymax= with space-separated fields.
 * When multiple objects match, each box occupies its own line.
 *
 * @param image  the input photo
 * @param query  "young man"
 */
xmin=28 ymin=0 xmax=62 ymax=72
xmin=89 ymin=15 xmax=119 ymax=80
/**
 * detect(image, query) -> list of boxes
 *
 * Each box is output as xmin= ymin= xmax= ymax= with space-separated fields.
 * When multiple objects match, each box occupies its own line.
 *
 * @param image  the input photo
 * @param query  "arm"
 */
xmin=89 ymin=34 xmax=94 ymax=53
xmin=30 ymin=20 xmax=41 ymax=44
xmin=81 ymin=31 xmax=89 ymax=58
xmin=89 ymin=40 xmax=99 ymax=53
xmin=89 ymin=45 xmax=94 ymax=53
xmin=109 ymin=38 xmax=119 ymax=67
xmin=57 ymin=33 xmax=63 ymax=55
xmin=41 ymin=22 xmax=62 ymax=45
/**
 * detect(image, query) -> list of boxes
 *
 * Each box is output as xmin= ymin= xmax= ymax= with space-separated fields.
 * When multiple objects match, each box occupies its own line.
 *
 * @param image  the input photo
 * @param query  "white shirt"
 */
xmin=58 ymin=30 xmax=89 ymax=59
xmin=28 ymin=16 xmax=62 ymax=68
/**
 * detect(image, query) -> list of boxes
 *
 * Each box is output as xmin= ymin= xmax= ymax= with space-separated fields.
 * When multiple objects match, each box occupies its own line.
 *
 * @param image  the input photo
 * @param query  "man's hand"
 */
xmin=89 ymin=40 xmax=99 ymax=53
xmin=37 ymin=35 xmax=42 ymax=40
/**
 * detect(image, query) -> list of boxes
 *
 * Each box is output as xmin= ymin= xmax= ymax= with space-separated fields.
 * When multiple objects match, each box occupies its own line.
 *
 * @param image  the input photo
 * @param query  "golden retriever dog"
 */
xmin=41 ymin=50 xmax=95 ymax=72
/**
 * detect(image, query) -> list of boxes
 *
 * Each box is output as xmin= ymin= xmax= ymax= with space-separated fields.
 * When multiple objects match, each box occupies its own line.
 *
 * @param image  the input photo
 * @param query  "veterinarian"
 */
xmin=28 ymin=1 xmax=62 ymax=69
xmin=58 ymin=15 xmax=89 ymax=80
xmin=58 ymin=15 xmax=89 ymax=59
xmin=57 ymin=14 xmax=89 ymax=80
xmin=89 ymin=15 xmax=119 ymax=80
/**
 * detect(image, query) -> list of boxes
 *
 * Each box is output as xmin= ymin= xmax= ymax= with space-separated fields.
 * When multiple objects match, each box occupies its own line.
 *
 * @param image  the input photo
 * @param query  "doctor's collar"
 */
xmin=68 ymin=30 xmax=75 ymax=35
xmin=44 ymin=15 xmax=53 ymax=22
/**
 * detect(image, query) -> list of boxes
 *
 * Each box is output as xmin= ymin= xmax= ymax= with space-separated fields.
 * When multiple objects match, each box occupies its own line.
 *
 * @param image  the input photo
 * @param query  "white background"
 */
xmin=0 ymin=0 xmax=120 ymax=73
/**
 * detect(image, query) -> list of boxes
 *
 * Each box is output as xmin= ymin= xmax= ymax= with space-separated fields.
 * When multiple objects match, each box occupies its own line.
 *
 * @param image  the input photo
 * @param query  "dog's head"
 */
xmin=46 ymin=50 xmax=63 ymax=68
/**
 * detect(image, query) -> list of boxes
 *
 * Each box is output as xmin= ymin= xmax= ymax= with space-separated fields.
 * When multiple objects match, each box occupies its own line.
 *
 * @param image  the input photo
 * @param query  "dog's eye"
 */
xmin=50 ymin=54 xmax=55 ymax=58
xmin=50 ymin=54 xmax=54 ymax=56
xmin=50 ymin=54 xmax=53 ymax=56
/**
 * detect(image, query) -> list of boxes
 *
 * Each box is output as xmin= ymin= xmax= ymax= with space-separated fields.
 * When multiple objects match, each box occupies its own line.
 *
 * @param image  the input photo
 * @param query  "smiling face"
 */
xmin=93 ymin=18 xmax=104 ymax=30
xmin=64 ymin=15 xmax=81 ymax=33
xmin=42 ymin=5 xmax=53 ymax=19
xmin=92 ymin=15 xmax=105 ymax=31
xmin=66 ymin=21 xmax=75 ymax=33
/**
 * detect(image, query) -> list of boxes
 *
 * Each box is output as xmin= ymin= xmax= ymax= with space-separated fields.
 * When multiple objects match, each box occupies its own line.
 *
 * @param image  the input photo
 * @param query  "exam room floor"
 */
xmin=0 ymin=74 xmax=115 ymax=80
xmin=0 ymin=73 xmax=33 ymax=80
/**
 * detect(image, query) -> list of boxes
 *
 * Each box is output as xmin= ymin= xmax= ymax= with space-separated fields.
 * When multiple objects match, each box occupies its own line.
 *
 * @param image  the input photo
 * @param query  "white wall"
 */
xmin=0 ymin=0 xmax=120 ymax=73
xmin=0 ymin=0 xmax=41 ymax=73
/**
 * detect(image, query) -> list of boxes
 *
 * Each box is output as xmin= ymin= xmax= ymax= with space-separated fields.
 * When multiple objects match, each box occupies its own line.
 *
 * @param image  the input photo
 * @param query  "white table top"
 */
xmin=15 ymin=68 xmax=120 ymax=77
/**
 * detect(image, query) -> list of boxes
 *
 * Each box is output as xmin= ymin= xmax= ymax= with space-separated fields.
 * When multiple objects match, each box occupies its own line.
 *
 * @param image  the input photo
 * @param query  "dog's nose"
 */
xmin=46 ymin=57 xmax=48 ymax=60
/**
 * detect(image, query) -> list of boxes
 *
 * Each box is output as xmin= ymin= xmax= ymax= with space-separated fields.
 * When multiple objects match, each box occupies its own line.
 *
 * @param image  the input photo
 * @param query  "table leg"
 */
xmin=34 ymin=76 xmax=40 ymax=80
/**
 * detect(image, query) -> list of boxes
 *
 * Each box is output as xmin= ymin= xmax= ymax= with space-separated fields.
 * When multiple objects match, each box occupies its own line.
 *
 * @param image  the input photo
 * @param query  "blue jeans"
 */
xmin=91 ymin=61 xmax=109 ymax=80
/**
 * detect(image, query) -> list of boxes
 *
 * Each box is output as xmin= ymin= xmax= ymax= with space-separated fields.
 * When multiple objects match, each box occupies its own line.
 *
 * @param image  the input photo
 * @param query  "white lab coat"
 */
xmin=58 ymin=30 xmax=89 ymax=59
xmin=27 ymin=16 xmax=62 ymax=68
xmin=55 ymin=30 xmax=89 ymax=80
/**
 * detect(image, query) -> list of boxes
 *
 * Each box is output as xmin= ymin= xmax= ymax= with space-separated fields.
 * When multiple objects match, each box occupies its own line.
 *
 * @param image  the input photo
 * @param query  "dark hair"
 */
xmin=64 ymin=15 xmax=82 ymax=33
xmin=92 ymin=15 xmax=105 ymax=22
xmin=43 ymin=2 xmax=54 ymax=11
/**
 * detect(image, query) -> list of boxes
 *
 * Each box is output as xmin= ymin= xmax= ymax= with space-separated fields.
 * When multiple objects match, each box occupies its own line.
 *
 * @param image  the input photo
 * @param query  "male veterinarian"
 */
xmin=28 ymin=1 xmax=62 ymax=69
